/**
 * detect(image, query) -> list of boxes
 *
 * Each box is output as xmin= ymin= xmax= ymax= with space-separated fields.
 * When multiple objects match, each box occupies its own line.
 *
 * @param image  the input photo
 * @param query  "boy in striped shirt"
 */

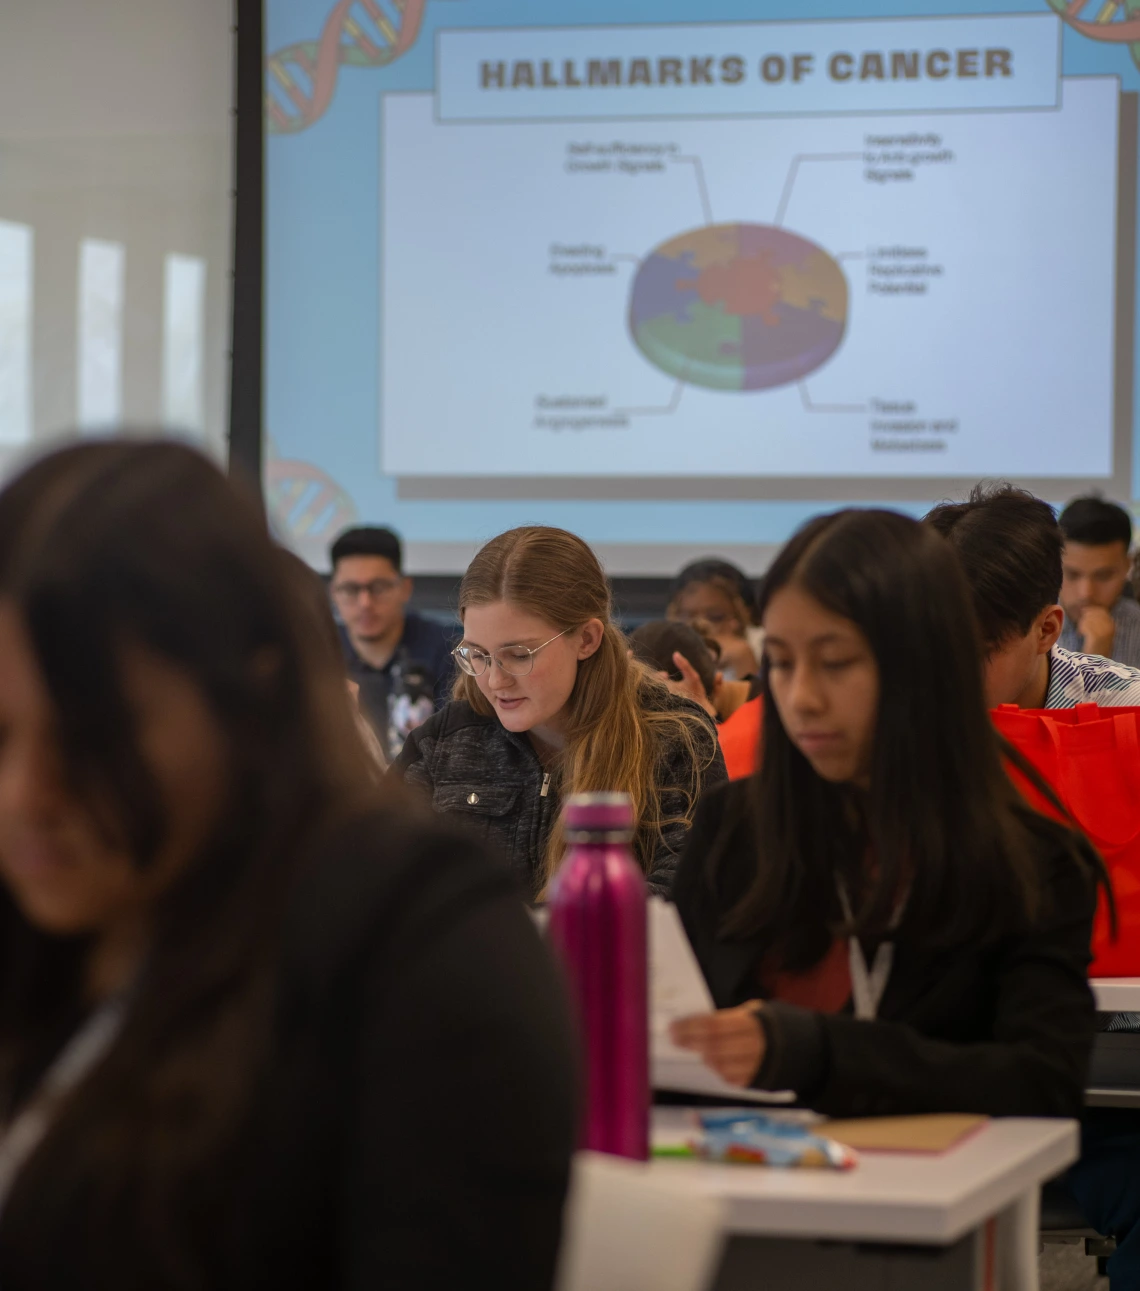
xmin=926 ymin=484 xmax=1140 ymax=710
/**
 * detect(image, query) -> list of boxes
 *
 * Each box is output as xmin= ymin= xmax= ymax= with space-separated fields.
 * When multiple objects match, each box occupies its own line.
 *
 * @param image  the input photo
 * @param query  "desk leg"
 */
xmin=994 ymin=1188 xmax=1040 ymax=1291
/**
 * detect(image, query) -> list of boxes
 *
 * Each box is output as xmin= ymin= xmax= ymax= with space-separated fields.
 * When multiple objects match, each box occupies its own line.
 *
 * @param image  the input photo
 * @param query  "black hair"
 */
xmin=278 ymin=547 xmax=344 ymax=660
xmin=0 ymin=441 xmax=381 ymax=1282
xmin=669 ymin=558 xmax=759 ymax=625
xmin=1059 ymin=496 xmax=1133 ymax=550
xmin=720 ymin=507 xmax=1105 ymax=969
xmin=329 ymin=525 xmax=403 ymax=573
xmin=925 ymin=484 xmax=1061 ymax=647
xmin=629 ymin=620 xmax=718 ymax=699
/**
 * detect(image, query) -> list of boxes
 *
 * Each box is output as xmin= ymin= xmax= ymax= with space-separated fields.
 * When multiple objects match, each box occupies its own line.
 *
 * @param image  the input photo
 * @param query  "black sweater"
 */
xmin=0 ymin=809 xmax=577 ymax=1291
xmin=673 ymin=779 xmax=1099 ymax=1119
xmin=395 ymin=693 xmax=726 ymax=899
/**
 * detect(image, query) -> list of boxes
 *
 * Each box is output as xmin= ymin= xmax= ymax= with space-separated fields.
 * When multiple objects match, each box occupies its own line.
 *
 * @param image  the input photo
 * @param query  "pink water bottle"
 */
xmin=546 ymin=792 xmax=649 ymax=1161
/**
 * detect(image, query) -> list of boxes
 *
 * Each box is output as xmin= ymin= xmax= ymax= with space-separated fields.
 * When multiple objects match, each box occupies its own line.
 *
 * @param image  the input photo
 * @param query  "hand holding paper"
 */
xmin=670 ymin=1004 xmax=767 ymax=1089
xmin=649 ymin=898 xmax=793 ymax=1104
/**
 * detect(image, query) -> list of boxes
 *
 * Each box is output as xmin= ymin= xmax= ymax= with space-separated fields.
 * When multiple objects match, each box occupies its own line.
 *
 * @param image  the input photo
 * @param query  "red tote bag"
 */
xmin=992 ymin=702 xmax=1140 ymax=976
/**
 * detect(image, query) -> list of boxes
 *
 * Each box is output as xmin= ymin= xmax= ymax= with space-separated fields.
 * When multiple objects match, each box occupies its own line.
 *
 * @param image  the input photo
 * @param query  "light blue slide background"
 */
xmin=265 ymin=0 xmax=1140 ymax=569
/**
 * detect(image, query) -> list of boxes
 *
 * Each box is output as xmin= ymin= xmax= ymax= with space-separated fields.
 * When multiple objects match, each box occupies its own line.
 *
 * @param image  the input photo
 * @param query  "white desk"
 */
xmin=1087 ymin=980 xmax=1140 ymax=1107
xmin=651 ymin=1109 xmax=1079 ymax=1291
xmin=1092 ymin=977 xmax=1140 ymax=1013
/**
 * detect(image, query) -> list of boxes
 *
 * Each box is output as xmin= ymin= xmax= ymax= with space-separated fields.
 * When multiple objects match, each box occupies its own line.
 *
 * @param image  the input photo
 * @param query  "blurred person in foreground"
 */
xmin=1058 ymin=495 xmax=1140 ymax=668
xmin=279 ymin=548 xmax=388 ymax=774
xmin=0 ymin=442 xmax=575 ymax=1291
xmin=329 ymin=526 xmax=454 ymax=759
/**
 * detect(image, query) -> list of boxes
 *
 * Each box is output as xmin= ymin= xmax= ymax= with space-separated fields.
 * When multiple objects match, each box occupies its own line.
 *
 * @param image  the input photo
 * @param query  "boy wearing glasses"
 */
xmin=329 ymin=527 xmax=454 ymax=756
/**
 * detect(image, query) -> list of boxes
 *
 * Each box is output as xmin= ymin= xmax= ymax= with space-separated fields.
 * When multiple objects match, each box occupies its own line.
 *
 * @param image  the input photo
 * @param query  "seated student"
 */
xmin=629 ymin=619 xmax=720 ymax=719
xmin=670 ymin=508 xmax=1105 ymax=1120
xmin=396 ymin=526 xmax=726 ymax=899
xmin=926 ymin=484 xmax=1140 ymax=708
xmin=667 ymin=558 xmax=763 ymax=681
xmin=717 ymin=692 xmax=763 ymax=781
xmin=709 ymin=673 xmax=754 ymax=723
xmin=1058 ymin=495 xmax=1140 ymax=668
xmin=328 ymin=526 xmax=454 ymax=757
xmin=279 ymin=548 xmax=388 ymax=774
xmin=930 ymin=486 xmax=1140 ymax=1286
xmin=631 ymin=621 xmax=761 ymax=750
xmin=0 ymin=443 xmax=575 ymax=1290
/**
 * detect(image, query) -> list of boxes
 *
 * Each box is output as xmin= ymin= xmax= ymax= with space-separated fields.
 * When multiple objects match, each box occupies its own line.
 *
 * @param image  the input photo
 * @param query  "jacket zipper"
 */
xmin=534 ymin=770 xmax=554 ymax=889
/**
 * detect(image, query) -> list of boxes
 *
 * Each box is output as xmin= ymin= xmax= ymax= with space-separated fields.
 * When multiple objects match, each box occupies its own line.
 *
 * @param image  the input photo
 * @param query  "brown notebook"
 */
xmin=820 ymin=1113 xmax=989 ymax=1154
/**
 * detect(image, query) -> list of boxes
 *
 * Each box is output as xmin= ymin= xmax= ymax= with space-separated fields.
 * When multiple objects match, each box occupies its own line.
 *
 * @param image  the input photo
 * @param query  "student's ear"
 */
xmin=1036 ymin=604 xmax=1065 ymax=654
xmin=398 ymin=575 xmax=414 ymax=607
xmin=711 ymin=670 xmax=725 ymax=697
xmin=577 ymin=618 xmax=606 ymax=661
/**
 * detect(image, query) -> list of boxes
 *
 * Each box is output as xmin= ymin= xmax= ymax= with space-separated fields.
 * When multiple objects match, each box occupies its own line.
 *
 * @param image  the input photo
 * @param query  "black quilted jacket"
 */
xmin=394 ymin=691 xmax=727 ymax=899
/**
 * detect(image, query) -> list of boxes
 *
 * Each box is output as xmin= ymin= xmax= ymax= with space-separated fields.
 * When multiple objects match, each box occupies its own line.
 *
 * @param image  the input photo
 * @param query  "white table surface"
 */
xmin=1092 ymin=977 xmax=1140 ymax=1012
xmin=650 ymin=1109 xmax=1078 ymax=1246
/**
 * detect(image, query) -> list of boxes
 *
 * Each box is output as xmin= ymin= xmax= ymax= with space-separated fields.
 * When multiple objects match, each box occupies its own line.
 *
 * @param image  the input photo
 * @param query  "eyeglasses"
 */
xmin=453 ymin=628 xmax=572 ymax=677
xmin=673 ymin=607 xmax=736 ymax=630
xmin=332 ymin=578 xmax=401 ymax=602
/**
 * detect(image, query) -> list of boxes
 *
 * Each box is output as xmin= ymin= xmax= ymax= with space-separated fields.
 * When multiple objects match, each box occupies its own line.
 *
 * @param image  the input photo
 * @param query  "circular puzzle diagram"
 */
xmin=628 ymin=223 xmax=848 ymax=392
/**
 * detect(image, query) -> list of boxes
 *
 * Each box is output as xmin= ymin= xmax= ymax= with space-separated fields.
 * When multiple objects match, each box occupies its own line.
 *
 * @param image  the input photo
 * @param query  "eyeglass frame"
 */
xmin=330 ymin=576 xmax=403 ymax=602
xmin=452 ymin=627 xmax=574 ymax=678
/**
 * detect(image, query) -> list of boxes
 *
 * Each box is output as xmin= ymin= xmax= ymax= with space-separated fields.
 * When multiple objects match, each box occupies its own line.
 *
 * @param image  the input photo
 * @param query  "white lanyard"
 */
xmin=0 ymin=996 xmax=126 ymax=1217
xmin=836 ymin=881 xmax=897 ymax=1022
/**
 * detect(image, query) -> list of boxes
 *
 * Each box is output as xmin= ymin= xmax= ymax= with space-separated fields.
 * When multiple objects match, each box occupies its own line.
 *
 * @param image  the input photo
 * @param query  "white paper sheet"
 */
xmin=649 ymin=898 xmax=794 ymax=1104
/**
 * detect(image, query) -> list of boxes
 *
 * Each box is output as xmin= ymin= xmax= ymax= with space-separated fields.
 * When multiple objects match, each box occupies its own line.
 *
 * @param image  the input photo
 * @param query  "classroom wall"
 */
xmin=0 ymin=0 xmax=233 ymax=465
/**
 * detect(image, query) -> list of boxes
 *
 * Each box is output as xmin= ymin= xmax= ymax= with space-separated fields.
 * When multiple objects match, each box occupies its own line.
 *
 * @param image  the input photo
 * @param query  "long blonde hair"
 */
xmin=455 ymin=526 xmax=715 ymax=886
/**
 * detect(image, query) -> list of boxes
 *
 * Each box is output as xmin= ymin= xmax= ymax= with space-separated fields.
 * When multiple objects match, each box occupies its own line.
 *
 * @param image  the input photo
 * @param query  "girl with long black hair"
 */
xmin=671 ymin=508 xmax=1106 ymax=1119
xmin=0 ymin=441 xmax=575 ymax=1290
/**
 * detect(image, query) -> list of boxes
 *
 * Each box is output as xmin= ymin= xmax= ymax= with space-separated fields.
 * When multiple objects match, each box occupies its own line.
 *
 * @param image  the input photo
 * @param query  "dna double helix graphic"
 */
xmin=266 ymin=0 xmax=427 ymax=134
xmin=266 ymin=455 xmax=357 ymax=547
xmin=1046 ymin=0 xmax=1140 ymax=71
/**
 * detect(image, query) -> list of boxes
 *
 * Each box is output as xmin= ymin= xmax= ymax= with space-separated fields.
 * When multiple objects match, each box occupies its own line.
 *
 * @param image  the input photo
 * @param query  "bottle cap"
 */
xmin=563 ymin=792 xmax=634 ymax=833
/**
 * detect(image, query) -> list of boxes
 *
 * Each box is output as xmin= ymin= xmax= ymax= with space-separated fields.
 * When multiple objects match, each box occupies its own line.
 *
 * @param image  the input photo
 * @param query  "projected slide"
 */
xmin=267 ymin=2 xmax=1140 ymax=572
xmin=379 ymin=17 xmax=1122 ymax=481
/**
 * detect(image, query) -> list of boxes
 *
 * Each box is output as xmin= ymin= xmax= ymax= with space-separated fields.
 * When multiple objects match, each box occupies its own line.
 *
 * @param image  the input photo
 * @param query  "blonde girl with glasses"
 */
xmin=394 ymin=526 xmax=726 ymax=899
